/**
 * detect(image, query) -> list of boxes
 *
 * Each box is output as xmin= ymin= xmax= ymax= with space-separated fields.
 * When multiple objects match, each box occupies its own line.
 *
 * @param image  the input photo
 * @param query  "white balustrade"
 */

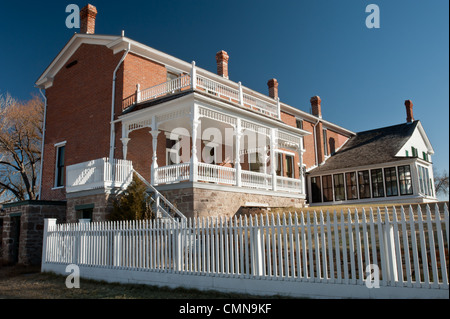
xmin=66 ymin=158 xmax=133 ymax=193
xmin=122 ymin=65 xmax=281 ymax=120
xmin=276 ymin=175 xmax=302 ymax=193
xmin=241 ymin=170 xmax=272 ymax=190
xmin=155 ymin=163 xmax=190 ymax=184
xmin=197 ymin=162 xmax=236 ymax=185
xmin=137 ymin=74 xmax=191 ymax=104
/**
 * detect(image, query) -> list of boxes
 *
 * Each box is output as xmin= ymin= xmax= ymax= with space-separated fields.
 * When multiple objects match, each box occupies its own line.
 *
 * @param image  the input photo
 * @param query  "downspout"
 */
xmin=109 ymin=42 xmax=131 ymax=164
xmin=38 ymin=88 xmax=47 ymax=200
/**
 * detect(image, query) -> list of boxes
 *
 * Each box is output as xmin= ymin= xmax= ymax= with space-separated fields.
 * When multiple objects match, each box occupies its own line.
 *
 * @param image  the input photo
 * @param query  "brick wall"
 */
xmin=41 ymin=44 xmax=124 ymax=200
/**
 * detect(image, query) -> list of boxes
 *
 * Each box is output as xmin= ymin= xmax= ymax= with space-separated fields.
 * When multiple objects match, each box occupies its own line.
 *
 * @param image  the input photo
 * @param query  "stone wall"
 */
xmin=66 ymin=192 xmax=115 ymax=223
xmin=1 ymin=201 xmax=66 ymax=266
xmin=160 ymin=185 xmax=305 ymax=219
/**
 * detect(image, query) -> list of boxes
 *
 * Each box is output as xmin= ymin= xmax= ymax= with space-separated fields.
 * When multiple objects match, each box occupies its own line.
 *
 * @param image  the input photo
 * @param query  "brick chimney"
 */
xmin=267 ymin=79 xmax=278 ymax=99
xmin=215 ymin=50 xmax=229 ymax=79
xmin=310 ymin=96 xmax=322 ymax=118
xmin=405 ymin=100 xmax=414 ymax=123
xmin=80 ymin=4 xmax=97 ymax=34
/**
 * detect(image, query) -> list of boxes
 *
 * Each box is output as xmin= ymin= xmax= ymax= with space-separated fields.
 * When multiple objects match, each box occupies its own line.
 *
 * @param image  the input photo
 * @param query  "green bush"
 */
xmin=110 ymin=173 xmax=155 ymax=221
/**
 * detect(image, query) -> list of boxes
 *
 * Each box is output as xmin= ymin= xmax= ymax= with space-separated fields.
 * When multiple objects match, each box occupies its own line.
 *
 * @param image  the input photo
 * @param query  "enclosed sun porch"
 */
xmin=66 ymin=61 xmax=309 ymax=198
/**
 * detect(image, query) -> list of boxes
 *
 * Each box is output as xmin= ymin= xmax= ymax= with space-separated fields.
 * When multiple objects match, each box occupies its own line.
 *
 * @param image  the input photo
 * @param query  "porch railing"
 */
xmin=66 ymin=158 xmax=133 ymax=193
xmin=154 ymin=162 xmax=302 ymax=194
xmin=155 ymin=163 xmax=190 ymax=184
xmin=122 ymin=62 xmax=281 ymax=120
xmin=241 ymin=170 xmax=272 ymax=190
xmin=197 ymin=162 xmax=236 ymax=185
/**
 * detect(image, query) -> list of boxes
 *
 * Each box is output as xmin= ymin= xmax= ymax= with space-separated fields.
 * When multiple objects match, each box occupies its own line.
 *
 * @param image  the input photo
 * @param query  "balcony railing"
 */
xmin=154 ymin=162 xmax=302 ymax=194
xmin=122 ymin=62 xmax=281 ymax=120
xmin=66 ymin=158 xmax=303 ymax=194
xmin=66 ymin=158 xmax=133 ymax=193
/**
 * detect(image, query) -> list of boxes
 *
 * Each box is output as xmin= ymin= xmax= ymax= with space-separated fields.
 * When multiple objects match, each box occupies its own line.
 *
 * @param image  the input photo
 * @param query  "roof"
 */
xmin=309 ymin=121 xmax=420 ymax=174
xmin=35 ymin=33 xmax=354 ymax=137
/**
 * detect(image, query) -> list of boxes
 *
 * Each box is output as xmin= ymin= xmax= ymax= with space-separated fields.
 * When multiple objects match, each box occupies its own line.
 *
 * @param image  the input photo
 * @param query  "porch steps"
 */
xmin=132 ymin=169 xmax=187 ymax=222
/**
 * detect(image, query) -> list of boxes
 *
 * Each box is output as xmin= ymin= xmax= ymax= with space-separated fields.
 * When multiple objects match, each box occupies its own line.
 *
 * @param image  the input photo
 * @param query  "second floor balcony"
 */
xmin=122 ymin=61 xmax=281 ymax=121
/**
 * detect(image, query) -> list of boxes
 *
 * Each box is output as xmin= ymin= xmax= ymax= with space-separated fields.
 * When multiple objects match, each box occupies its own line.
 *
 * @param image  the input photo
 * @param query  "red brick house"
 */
xmin=34 ymin=5 xmax=435 ymax=222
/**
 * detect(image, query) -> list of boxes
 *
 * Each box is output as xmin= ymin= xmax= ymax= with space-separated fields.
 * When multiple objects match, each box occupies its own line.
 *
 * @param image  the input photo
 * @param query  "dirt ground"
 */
xmin=0 ymin=265 xmax=280 ymax=299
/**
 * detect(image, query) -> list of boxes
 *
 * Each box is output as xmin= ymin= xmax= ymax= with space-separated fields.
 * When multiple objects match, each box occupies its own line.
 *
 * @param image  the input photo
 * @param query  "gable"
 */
xmin=396 ymin=121 xmax=434 ymax=158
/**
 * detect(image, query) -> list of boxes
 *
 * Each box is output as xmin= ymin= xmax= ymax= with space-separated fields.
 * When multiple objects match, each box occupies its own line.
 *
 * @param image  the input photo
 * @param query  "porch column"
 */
xmin=270 ymin=128 xmax=277 ymax=191
xmin=190 ymin=105 xmax=200 ymax=182
xmin=120 ymin=123 xmax=130 ymax=160
xmin=263 ymin=145 xmax=269 ymax=189
xmin=150 ymin=115 xmax=159 ymax=185
xmin=298 ymin=137 xmax=305 ymax=194
xmin=235 ymin=118 xmax=242 ymax=187
xmin=120 ymin=138 xmax=131 ymax=160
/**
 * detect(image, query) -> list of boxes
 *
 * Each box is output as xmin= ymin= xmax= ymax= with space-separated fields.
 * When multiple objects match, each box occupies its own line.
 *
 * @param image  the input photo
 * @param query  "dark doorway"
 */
xmin=11 ymin=216 xmax=21 ymax=264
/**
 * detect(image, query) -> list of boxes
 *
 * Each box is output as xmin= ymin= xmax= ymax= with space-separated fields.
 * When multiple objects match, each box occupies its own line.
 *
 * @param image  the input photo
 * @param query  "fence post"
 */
xmin=253 ymin=218 xmax=264 ymax=277
xmin=382 ymin=211 xmax=398 ymax=284
xmin=41 ymin=218 xmax=57 ymax=271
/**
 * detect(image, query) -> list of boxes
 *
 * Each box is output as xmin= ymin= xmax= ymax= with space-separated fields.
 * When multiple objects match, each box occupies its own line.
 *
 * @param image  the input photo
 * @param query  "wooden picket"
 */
xmin=42 ymin=204 xmax=449 ymax=293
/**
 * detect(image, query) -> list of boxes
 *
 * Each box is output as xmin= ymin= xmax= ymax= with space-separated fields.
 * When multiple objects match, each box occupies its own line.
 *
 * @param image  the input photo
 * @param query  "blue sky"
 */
xmin=0 ymin=0 xmax=448 ymax=198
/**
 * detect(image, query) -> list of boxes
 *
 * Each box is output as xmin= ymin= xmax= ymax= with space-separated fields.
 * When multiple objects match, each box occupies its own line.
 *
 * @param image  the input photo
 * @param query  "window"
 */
xmin=345 ymin=172 xmax=358 ymax=200
xmin=323 ymin=129 xmax=328 ymax=157
xmin=333 ymin=174 xmax=345 ymax=201
xmin=411 ymin=147 xmax=418 ymax=157
xmin=166 ymin=138 xmax=180 ymax=165
xmin=55 ymin=144 xmax=65 ymax=187
xmin=167 ymin=71 xmax=178 ymax=82
xmin=311 ymin=177 xmax=322 ymax=203
xmin=296 ymin=119 xmax=303 ymax=130
xmin=398 ymin=165 xmax=413 ymax=195
xmin=76 ymin=208 xmax=93 ymax=221
xmin=276 ymin=153 xmax=283 ymax=176
xmin=422 ymin=152 xmax=429 ymax=162
xmin=384 ymin=167 xmax=398 ymax=197
xmin=285 ymin=155 xmax=294 ymax=178
xmin=371 ymin=169 xmax=384 ymax=198
xmin=322 ymin=175 xmax=333 ymax=202
xmin=418 ymin=165 xmax=432 ymax=196
xmin=358 ymin=170 xmax=371 ymax=199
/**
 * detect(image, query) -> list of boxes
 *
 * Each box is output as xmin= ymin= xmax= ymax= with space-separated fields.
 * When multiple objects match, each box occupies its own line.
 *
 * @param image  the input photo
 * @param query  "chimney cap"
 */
xmin=215 ymin=50 xmax=229 ymax=61
xmin=310 ymin=96 xmax=321 ymax=104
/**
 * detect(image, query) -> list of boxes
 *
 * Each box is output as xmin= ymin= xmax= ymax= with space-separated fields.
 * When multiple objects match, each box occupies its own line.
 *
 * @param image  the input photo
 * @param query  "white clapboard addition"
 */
xmin=41 ymin=204 xmax=449 ymax=299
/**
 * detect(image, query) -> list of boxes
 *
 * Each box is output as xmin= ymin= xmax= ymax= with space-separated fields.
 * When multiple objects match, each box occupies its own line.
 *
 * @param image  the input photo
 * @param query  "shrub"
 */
xmin=109 ymin=173 xmax=155 ymax=221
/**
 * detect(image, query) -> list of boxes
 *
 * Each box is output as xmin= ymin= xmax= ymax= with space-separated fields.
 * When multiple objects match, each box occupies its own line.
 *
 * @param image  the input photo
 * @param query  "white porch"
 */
xmin=118 ymin=88 xmax=309 ymax=196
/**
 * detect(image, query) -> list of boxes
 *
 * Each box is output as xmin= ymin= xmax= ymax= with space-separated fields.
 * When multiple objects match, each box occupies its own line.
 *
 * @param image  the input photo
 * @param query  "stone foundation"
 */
xmin=0 ymin=200 xmax=66 ymax=266
xmin=66 ymin=192 xmax=116 ymax=223
xmin=159 ymin=184 xmax=306 ymax=218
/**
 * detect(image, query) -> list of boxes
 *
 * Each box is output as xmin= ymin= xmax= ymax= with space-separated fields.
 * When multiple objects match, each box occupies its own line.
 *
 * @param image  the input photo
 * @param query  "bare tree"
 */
xmin=0 ymin=93 xmax=43 ymax=202
xmin=434 ymin=169 xmax=449 ymax=197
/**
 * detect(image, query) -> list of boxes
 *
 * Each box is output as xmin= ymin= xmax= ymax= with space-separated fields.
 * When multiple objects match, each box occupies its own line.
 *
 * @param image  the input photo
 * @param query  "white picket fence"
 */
xmin=41 ymin=204 xmax=449 ymax=298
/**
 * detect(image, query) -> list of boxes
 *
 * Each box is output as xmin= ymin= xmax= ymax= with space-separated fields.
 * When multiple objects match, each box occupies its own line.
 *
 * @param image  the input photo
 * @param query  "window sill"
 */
xmin=51 ymin=186 xmax=65 ymax=190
